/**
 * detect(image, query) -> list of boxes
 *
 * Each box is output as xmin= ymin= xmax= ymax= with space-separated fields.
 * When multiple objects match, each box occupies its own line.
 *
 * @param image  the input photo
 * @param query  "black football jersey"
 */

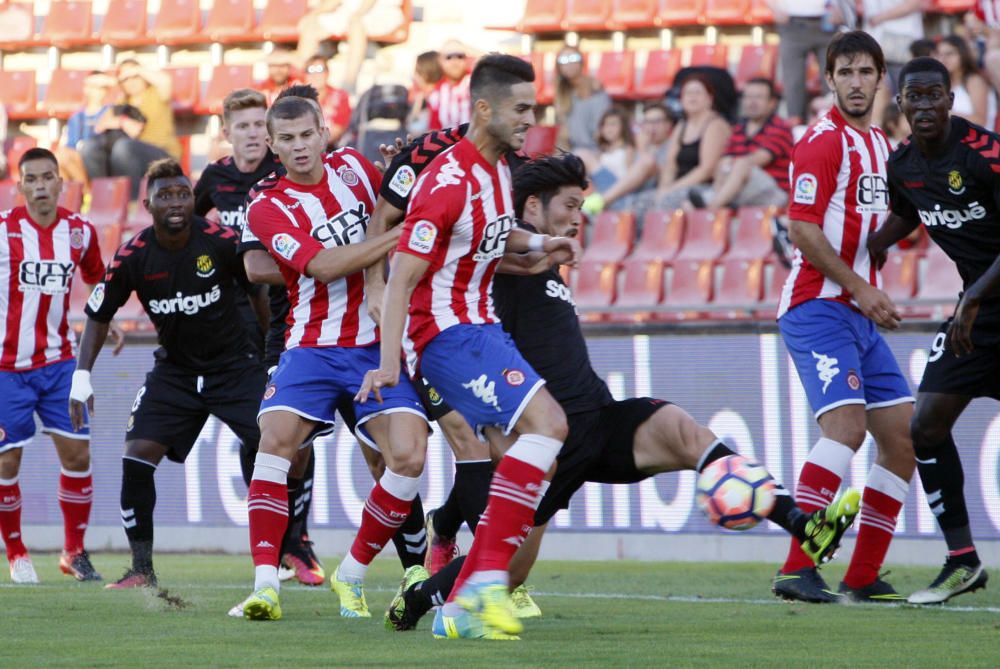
xmin=194 ymin=151 xmax=282 ymax=229
xmin=888 ymin=116 xmax=1000 ymax=305
xmin=86 ymin=218 xmax=257 ymax=372
xmin=492 ymin=223 xmax=614 ymax=415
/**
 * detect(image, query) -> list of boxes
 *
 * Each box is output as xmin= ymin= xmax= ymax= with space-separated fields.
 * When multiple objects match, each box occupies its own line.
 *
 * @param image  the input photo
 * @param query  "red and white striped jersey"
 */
xmin=778 ymin=106 xmax=892 ymax=318
xmin=397 ymin=137 xmax=515 ymax=365
xmin=427 ymin=75 xmax=471 ymax=131
xmin=976 ymin=0 xmax=1000 ymax=29
xmin=246 ymin=148 xmax=382 ymax=350
xmin=0 ymin=206 xmax=104 ymax=371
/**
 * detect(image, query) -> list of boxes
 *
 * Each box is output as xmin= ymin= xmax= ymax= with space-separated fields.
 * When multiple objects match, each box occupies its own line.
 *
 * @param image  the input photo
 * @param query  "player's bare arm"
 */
xmin=356 ymin=251 xmax=430 ymax=404
xmin=83 ymin=284 xmax=126 ymax=355
xmin=505 ymin=228 xmax=580 ymax=265
xmin=69 ymin=317 xmax=112 ymax=430
xmin=497 ymin=251 xmax=552 ymax=276
xmin=866 ymin=213 xmax=920 ymax=269
xmin=789 ymin=219 xmax=901 ymax=329
xmin=305 ymin=225 xmax=402 ymax=284
xmin=364 ymin=198 xmax=407 ymax=324
xmin=243 ymin=248 xmax=285 ymax=285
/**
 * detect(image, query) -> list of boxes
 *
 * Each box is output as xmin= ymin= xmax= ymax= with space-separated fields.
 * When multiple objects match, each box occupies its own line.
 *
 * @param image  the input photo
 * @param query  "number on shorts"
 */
xmin=928 ymin=332 xmax=947 ymax=363
xmin=131 ymin=386 xmax=146 ymax=413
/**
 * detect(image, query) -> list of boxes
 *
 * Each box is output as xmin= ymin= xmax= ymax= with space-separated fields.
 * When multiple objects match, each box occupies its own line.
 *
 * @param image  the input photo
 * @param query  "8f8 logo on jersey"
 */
xmin=19 ymin=260 xmax=74 ymax=294
xmin=856 ymin=174 xmax=889 ymax=213
xmin=473 ymin=215 xmax=514 ymax=261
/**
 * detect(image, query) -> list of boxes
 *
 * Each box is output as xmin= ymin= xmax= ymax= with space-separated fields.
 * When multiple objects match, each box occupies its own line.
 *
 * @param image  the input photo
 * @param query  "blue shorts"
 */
xmin=779 ymin=300 xmax=914 ymax=418
xmin=259 ymin=345 xmax=427 ymax=451
xmin=419 ymin=324 xmax=546 ymax=433
xmin=0 ymin=359 xmax=89 ymax=452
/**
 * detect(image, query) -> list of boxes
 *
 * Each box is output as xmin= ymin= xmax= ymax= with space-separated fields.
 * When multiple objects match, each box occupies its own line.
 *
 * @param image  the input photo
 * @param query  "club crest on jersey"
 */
xmin=431 ymin=153 xmax=465 ymax=193
xmin=847 ymin=369 xmax=861 ymax=391
xmin=86 ymin=284 xmax=105 ymax=312
xmin=338 ymin=166 xmax=359 ymax=187
xmin=263 ymin=384 xmax=277 ymax=400
xmin=856 ymin=174 xmax=889 ymax=213
xmin=948 ymin=170 xmax=966 ymax=195
xmin=272 ymin=233 xmax=301 ymax=261
xmin=389 ymin=165 xmax=416 ymax=198
xmin=473 ymin=215 xmax=514 ymax=261
xmin=195 ymin=254 xmax=215 ymax=278
xmin=69 ymin=228 xmax=85 ymax=250
xmin=408 ymin=220 xmax=438 ymax=254
xmin=0 ymin=426 xmax=6 ymax=442
xmin=427 ymin=385 xmax=444 ymax=406
xmin=793 ymin=174 xmax=818 ymax=205
xmin=503 ymin=368 xmax=525 ymax=387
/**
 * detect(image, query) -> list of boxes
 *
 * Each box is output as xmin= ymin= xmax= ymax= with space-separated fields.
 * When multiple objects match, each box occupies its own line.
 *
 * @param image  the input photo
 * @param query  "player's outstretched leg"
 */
xmin=107 ymin=456 xmax=159 ymax=589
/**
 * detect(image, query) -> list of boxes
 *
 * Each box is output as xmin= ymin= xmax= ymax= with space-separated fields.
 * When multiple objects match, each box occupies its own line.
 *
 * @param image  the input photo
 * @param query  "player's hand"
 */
xmin=374 ymin=136 xmax=408 ymax=172
xmin=866 ymin=238 xmax=888 ymax=271
xmin=542 ymin=236 xmax=580 ymax=267
xmin=68 ymin=370 xmax=94 ymax=431
xmin=854 ymin=283 xmax=902 ymax=330
xmin=108 ymin=321 xmax=126 ymax=356
xmin=356 ymin=367 xmax=400 ymax=404
xmin=947 ymin=292 xmax=980 ymax=357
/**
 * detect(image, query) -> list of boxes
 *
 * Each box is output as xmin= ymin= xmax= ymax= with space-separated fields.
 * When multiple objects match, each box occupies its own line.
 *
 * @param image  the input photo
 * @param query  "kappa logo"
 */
xmin=255 ymin=541 xmax=275 ymax=549
xmin=811 ymin=351 xmax=840 ymax=394
xmin=462 ymin=374 xmax=502 ymax=412
xmin=807 ymin=116 xmax=836 ymax=142
xmin=195 ymin=254 xmax=215 ymax=278
xmin=430 ymin=153 xmax=465 ymax=194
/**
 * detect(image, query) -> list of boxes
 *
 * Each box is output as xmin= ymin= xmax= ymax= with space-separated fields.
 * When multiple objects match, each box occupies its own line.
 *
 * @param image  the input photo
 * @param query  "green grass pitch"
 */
xmin=6 ymin=554 xmax=999 ymax=668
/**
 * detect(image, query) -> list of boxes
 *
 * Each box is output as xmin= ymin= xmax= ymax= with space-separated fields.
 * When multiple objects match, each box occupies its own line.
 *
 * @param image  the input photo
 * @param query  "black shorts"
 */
xmin=127 ymin=359 xmax=267 ymax=463
xmin=413 ymin=375 xmax=454 ymax=423
xmin=919 ymin=316 xmax=1000 ymax=399
xmin=535 ymin=397 xmax=671 ymax=525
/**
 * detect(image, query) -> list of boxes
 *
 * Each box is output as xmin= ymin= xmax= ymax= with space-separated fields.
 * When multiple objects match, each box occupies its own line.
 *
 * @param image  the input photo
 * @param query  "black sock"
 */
xmin=392 ymin=494 xmax=427 ymax=569
xmin=695 ymin=440 xmax=736 ymax=473
xmin=432 ymin=486 xmax=464 ymax=539
xmin=408 ymin=554 xmax=467 ymax=621
xmin=238 ymin=440 xmax=255 ymax=488
xmin=915 ymin=436 xmax=978 ymax=566
xmin=768 ymin=486 xmax=810 ymax=541
xmin=121 ymin=458 xmax=157 ymax=574
xmin=452 ymin=460 xmax=492 ymax=534
xmin=281 ymin=477 xmax=305 ymax=554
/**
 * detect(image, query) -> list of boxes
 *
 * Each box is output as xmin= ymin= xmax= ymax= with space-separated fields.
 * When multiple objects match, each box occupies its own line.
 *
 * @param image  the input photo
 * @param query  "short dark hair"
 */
xmin=512 ymin=153 xmax=589 ymax=219
xmin=745 ymin=77 xmax=779 ymax=100
xmin=277 ymin=83 xmax=320 ymax=103
xmin=643 ymin=102 xmax=673 ymax=121
xmin=470 ymin=53 xmax=535 ymax=103
xmin=18 ymin=147 xmax=59 ymax=172
xmin=897 ymin=56 xmax=951 ymax=93
xmin=145 ymin=158 xmax=187 ymax=187
xmin=909 ymin=38 xmax=936 ymax=59
xmin=266 ymin=95 xmax=322 ymax=135
xmin=825 ymin=30 xmax=886 ymax=78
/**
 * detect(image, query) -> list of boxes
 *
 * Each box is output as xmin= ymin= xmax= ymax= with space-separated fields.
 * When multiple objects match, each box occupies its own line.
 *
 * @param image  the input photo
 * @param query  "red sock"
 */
xmin=782 ymin=462 xmax=843 ymax=573
xmin=0 ymin=481 xmax=27 ymax=561
xmin=58 ymin=470 xmax=93 ymax=554
xmin=349 ymin=482 xmax=413 ymax=565
xmin=248 ymin=479 xmax=288 ymax=568
xmin=447 ymin=458 xmax=542 ymax=601
xmin=843 ymin=466 xmax=907 ymax=589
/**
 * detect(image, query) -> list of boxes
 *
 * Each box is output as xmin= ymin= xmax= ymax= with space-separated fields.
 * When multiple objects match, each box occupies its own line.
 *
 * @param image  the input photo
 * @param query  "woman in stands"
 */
xmin=935 ymin=35 xmax=996 ymax=129
xmin=554 ymin=44 xmax=611 ymax=162
xmin=406 ymin=51 xmax=444 ymax=134
xmin=586 ymin=106 xmax=636 ymax=195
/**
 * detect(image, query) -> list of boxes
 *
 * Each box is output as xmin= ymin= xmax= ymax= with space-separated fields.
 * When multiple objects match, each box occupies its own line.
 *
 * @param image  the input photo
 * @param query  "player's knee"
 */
xmin=821 ymin=421 xmax=867 ymax=450
xmin=60 ymin=446 xmax=91 ymax=472
xmin=257 ymin=431 xmax=298 ymax=461
xmin=910 ymin=409 xmax=948 ymax=449
xmin=540 ymin=404 xmax=569 ymax=442
xmin=0 ymin=453 xmax=21 ymax=480
xmin=387 ymin=448 xmax=425 ymax=478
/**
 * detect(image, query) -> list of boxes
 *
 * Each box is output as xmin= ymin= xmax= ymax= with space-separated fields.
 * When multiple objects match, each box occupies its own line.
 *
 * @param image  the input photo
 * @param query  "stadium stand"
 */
xmin=572 ymin=259 xmax=618 ymax=314
xmin=151 ymin=0 xmax=203 ymax=47
xmin=520 ymin=0 xmax=567 ymax=33
xmin=608 ymin=0 xmax=658 ymax=29
xmin=673 ymin=208 xmax=730 ymax=262
xmin=523 ymin=125 xmax=560 ymax=157
xmin=711 ymin=257 xmax=765 ymax=318
xmin=43 ymin=69 xmax=90 ymax=119
xmin=165 ymin=66 xmax=201 ymax=115
xmin=87 ymin=177 xmax=131 ymax=232
xmin=661 ymin=258 xmax=714 ymax=318
xmin=5 ymin=136 xmax=39 ymax=179
xmin=725 ymin=206 xmax=777 ymax=261
xmin=631 ymin=49 xmax=682 ymax=100
xmin=0 ymin=181 xmax=22 ymax=210
xmin=881 ymin=250 xmax=919 ymax=303
xmin=582 ymin=210 xmax=635 ymax=263
xmin=734 ymin=44 xmax=779 ymax=90
xmin=630 ymin=209 xmax=686 ymax=263
xmin=204 ymin=0 xmax=258 ymax=44
xmin=57 ymin=180 xmax=84 ymax=212
xmin=99 ymin=0 xmax=153 ymax=48
xmin=591 ymin=51 xmax=635 ymax=99
xmin=614 ymin=256 xmax=666 ymax=313
xmin=563 ymin=0 xmax=614 ymax=32
xmin=0 ymin=70 xmax=41 ymax=120
xmin=197 ymin=65 xmax=255 ymax=116
xmin=690 ymin=44 xmax=729 ymax=69
xmin=40 ymin=1 xmax=97 ymax=49
xmin=259 ymin=0 xmax=309 ymax=42
xmin=659 ymin=0 xmax=705 ymax=27
xmin=704 ymin=0 xmax=753 ymax=25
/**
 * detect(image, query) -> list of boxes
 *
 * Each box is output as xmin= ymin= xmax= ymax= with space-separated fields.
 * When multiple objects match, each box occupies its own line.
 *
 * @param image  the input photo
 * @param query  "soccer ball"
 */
xmin=696 ymin=455 xmax=777 ymax=531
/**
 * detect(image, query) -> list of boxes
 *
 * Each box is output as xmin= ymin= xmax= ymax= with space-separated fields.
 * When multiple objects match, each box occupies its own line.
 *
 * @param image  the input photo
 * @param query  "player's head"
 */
xmin=266 ymin=96 xmax=325 ymax=182
xmin=513 ymin=153 xmax=589 ymax=238
xmin=824 ymin=30 xmax=885 ymax=120
xmin=222 ymin=89 xmax=268 ymax=166
xmin=897 ymin=57 xmax=953 ymax=144
xmin=144 ymin=158 xmax=194 ymax=234
xmin=742 ymin=77 xmax=779 ymax=123
xmin=469 ymin=53 xmax=537 ymax=153
xmin=17 ymin=148 xmax=61 ymax=218
xmin=276 ymin=84 xmax=330 ymax=144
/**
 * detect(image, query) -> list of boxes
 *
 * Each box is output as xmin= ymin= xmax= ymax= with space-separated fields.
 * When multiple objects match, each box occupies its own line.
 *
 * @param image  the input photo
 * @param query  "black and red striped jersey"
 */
xmin=724 ymin=114 xmax=794 ymax=193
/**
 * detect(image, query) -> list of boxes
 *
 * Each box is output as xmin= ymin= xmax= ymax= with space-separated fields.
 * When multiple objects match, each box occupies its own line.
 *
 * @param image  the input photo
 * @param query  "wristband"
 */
xmin=528 ymin=234 xmax=546 ymax=253
xmin=70 ymin=370 xmax=93 ymax=403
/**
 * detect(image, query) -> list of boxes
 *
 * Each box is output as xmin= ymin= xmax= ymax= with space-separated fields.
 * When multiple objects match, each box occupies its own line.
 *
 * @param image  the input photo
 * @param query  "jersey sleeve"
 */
xmin=788 ymin=131 xmax=844 ymax=225
xmin=396 ymin=165 xmax=466 ymax=261
xmin=78 ymin=221 xmax=106 ymax=284
xmin=193 ymin=165 xmax=218 ymax=217
xmin=887 ymin=157 xmax=919 ymax=222
xmin=964 ymin=133 xmax=1000 ymax=212
xmin=84 ymin=241 xmax=135 ymax=323
xmin=378 ymin=124 xmax=469 ymax=210
xmin=246 ymin=196 xmax=324 ymax=275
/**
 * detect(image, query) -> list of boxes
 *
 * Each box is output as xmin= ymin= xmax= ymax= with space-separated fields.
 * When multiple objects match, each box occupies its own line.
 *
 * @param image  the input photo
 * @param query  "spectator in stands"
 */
xmin=689 ymin=78 xmax=792 ymax=211
xmin=0 ymin=103 xmax=7 ymax=179
xmin=881 ymin=101 xmax=911 ymax=148
xmin=260 ymin=48 xmax=302 ymax=106
xmin=554 ymin=44 xmax=611 ymax=157
xmin=426 ymin=40 xmax=473 ymax=131
xmin=79 ymin=60 xmax=180 ymax=199
xmin=303 ymin=55 xmax=352 ymax=146
xmin=910 ymin=38 xmax=936 ymax=59
xmin=295 ymin=0 xmax=406 ymax=94
xmin=863 ymin=0 xmax=924 ymax=125
xmin=585 ymin=107 xmax=636 ymax=194
xmin=936 ymin=35 xmax=996 ymax=128
xmin=407 ymin=51 xmax=444 ymax=134
xmin=56 ymin=71 xmax=117 ymax=186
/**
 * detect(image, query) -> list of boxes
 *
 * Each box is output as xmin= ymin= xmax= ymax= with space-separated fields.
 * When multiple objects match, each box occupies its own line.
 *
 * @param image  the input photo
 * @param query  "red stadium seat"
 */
xmin=197 ymin=65 xmax=254 ymax=115
xmin=573 ymin=259 xmax=618 ymax=314
xmin=95 ymin=221 xmax=124 ymax=261
xmin=40 ymin=1 xmax=97 ymax=48
xmin=725 ymin=205 xmax=777 ymax=261
xmin=205 ymin=0 xmax=257 ymax=43
xmin=735 ymin=44 xmax=779 ymax=89
xmin=0 ymin=181 xmax=22 ymax=210
xmin=593 ymin=51 xmax=635 ymax=99
xmin=58 ymin=181 xmax=85 ymax=213
xmin=881 ymin=250 xmax=918 ymax=302
xmin=630 ymin=209 xmax=685 ymax=262
xmin=674 ymin=208 xmax=730 ymax=261
xmin=712 ymin=257 xmax=764 ymax=318
xmin=931 ymin=0 xmax=974 ymax=12
xmin=0 ymin=3 xmax=35 ymax=49
xmin=662 ymin=259 xmax=714 ymax=317
xmin=523 ymin=125 xmax=559 ymax=157
xmin=521 ymin=0 xmax=567 ymax=32
xmin=100 ymin=0 xmax=152 ymax=47
xmin=690 ymin=44 xmax=729 ymax=69
xmin=615 ymin=257 xmax=665 ymax=308
xmin=151 ymin=0 xmax=203 ymax=46
xmin=632 ymin=49 xmax=681 ymax=99
xmin=5 ymin=136 xmax=39 ymax=180
xmin=761 ymin=260 xmax=789 ymax=307
xmin=166 ymin=66 xmax=200 ymax=114
xmin=87 ymin=177 xmax=130 ymax=230
xmin=582 ymin=211 xmax=635 ymax=263
xmin=0 ymin=71 xmax=40 ymax=120
xmin=704 ymin=0 xmax=752 ymax=25
xmin=658 ymin=0 xmax=705 ymax=27
xmin=259 ymin=0 xmax=308 ymax=42
xmin=609 ymin=0 xmax=658 ymax=29
xmin=564 ymin=0 xmax=613 ymax=31
xmin=43 ymin=70 xmax=89 ymax=119
xmin=529 ymin=52 xmax=557 ymax=106
xmin=748 ymin=0 xmax=774 ymax=23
